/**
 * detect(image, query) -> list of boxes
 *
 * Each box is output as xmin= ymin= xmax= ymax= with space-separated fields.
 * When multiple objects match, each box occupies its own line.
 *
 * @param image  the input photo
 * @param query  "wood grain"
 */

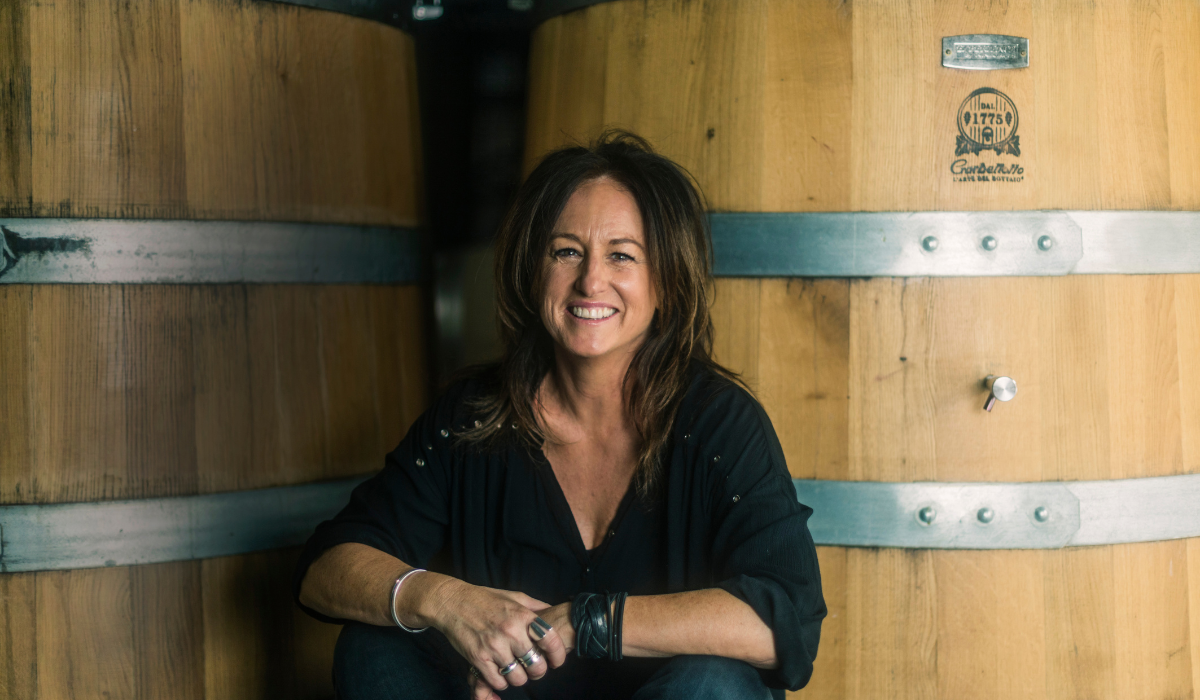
xmin=130 ymin=561 xmax=205 ymax=700
xmin=0 ymin=572 xmax=37 ymax=700
xmin=756 ymin=279 xmax=849 ymax=481
xmin=0 ymin=0 xmax=422 ymax=224
xmin=525 ymin=1 xmax=1200 ymax=697
xmin=36 ymin=567 xmax=136 ymax=700
xmin=1 ymin=284 xmax=426 ymax=504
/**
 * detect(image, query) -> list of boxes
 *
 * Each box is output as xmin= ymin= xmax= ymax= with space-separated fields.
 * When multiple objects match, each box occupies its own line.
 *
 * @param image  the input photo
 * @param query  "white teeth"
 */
xmin=570 ymin=306 xmax=616 ymax=319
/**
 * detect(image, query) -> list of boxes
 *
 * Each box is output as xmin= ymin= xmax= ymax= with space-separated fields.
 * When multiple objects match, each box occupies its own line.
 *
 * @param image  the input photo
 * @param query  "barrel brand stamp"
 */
xmin=957 ymin=88 xmax=1019 ymax=156
xmin=951 ymin=87 xmax=1024 ymax=183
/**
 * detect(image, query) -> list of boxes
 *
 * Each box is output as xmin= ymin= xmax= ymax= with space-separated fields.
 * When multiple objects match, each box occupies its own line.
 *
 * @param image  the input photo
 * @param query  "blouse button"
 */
xmin=713 ymin=455 xmax=721 ymax=463
xmin=440 ymin=429 xmax=449 ymax=437
xmin=683 ymin=433 xmax=690 ymax=440
xmin=732 ymin=495 xmax=740 ymax=503
xmin=474 ymin=420 xmax=482 ymax=428
xmin=425 ymin=444 xmax=432 ymax=451
xmin=415 ymin=458 xmax=426 ymax=467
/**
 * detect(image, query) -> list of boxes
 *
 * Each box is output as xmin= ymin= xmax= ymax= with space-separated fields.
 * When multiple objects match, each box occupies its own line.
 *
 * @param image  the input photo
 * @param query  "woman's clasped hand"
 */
xmin=415 ymin=574 xmax=574 ymax=699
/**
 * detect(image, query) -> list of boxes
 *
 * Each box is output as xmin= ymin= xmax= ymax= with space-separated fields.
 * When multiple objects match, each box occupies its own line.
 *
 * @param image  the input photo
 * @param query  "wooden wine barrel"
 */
xmin=526 ymin=1 xmax=1200 ymax=698
xmin=0 ymin=1 xmax=426 ymax=698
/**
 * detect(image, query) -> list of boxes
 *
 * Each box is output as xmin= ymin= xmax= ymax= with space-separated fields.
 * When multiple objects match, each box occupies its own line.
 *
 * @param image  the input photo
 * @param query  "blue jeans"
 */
xmin=333 ymin=623 xmax=780 ymax=700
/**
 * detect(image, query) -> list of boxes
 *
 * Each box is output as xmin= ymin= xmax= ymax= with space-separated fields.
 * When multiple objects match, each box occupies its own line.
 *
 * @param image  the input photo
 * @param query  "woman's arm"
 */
xmin=538 ymin=588 xmax=776 ymax=669
xmin=298 ymin=542 xmax=445 ymax=627
xmin=622 ymin=589 xmax=776 ymax=667
xmin=299 ymin=542 xmax=569 ymax=698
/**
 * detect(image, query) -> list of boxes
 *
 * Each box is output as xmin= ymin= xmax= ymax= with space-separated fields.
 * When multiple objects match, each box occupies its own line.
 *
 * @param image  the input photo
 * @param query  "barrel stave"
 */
xmin=0 ymin=285 xmax=427 ymax=504
xmin=3 ymin=0 xmax=421 ymax=224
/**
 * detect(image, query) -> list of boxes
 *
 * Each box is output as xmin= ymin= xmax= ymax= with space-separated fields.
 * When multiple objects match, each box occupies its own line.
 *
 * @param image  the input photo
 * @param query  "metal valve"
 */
xmin=983 ymin=375 xmax=1017 ymax=411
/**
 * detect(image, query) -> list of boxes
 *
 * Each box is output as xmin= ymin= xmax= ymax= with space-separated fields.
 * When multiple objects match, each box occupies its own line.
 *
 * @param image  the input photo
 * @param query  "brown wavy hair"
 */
xmin=460 ymin=130 xmax=739 ymax=496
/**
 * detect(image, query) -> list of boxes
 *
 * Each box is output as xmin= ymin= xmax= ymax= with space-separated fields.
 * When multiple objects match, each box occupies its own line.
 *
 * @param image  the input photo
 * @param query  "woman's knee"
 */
xmin=334 ymin=623 xmax=469 ymax=700
xmin=634 ymin=655 xmax=773 ymax=700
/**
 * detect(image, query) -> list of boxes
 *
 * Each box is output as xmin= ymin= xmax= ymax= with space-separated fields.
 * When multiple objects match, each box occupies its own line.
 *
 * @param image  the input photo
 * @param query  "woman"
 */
xmin=294 ymin=132 xmax=825 ymax=700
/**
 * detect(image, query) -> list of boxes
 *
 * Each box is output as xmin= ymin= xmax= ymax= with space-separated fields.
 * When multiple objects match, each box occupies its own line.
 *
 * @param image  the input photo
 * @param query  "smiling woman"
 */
xmin=293 ymin=132 xmax=825 ymax=700
xmin=541 ymin=179 xmax=657 ymax=363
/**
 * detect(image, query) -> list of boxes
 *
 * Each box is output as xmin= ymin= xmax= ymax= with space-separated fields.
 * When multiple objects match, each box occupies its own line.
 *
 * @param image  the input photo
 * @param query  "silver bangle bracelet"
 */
xmin=390 ymin=568 xmax=429 ymax=633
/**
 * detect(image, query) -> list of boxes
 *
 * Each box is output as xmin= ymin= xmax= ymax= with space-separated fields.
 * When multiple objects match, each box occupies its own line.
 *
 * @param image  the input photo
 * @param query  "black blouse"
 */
xmin=293 ymin=366 xmax=826 ymax=691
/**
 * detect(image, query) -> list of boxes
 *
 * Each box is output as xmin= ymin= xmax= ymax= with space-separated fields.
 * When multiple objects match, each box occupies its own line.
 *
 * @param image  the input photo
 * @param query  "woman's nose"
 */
xmin=575 ymin=252 xmax=607 ymax=296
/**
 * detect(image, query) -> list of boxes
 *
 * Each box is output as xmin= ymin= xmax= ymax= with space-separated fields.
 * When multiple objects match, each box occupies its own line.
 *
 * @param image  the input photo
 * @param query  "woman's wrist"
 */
xmin=541 ymin=603 xmax=576 ymax=651
xmin=391 ymin=570 xmax=464 ymax=630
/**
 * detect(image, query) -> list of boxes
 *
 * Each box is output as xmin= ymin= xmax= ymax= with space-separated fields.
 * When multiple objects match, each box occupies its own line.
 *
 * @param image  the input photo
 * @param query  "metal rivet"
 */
xmin=1019 ymin=49 xmax=1027 ymax=57
xmin=440 ymin=429 xmax=449 ymax=438
xmin=415 ymin=458 xmax=425 ymax=467
xmin=1034 ymin=506 xmax=1049 ymax=522
xmin=977 ymin=507 xmax=995 ymax=524
xmin=1038 ymin=235 xmax=1054 ymax=251
xmin=922 ymin=235 xmax=939 ymax=252
xmin=918 ymin=506 xmax=936 ymax=525
xmin=982 ymin=235 xmax=998 ymax=251
xmin=732 ymin=495 xmax=740 ymax=503
xmin=713 ymin=455 xmax=721 ymax=463
xmin=944 ymin=48 xmax=952 ymax=56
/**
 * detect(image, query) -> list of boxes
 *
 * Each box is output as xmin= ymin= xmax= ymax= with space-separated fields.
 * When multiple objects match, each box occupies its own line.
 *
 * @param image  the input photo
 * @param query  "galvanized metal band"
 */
xmin=0 ymin=477 xmax=369 ymax=573
xmin=3 ymin=472 xmax=1197 ymax=572
xmin=0 ymin=219 xmax=425 ymax=284
xmin=710 ymin=211 xmax=1200 ymax=278
xmin=794 ymin=474 xmax=1200 ymax=549
xmin=261 ymin=0 xmax=410 ymax=29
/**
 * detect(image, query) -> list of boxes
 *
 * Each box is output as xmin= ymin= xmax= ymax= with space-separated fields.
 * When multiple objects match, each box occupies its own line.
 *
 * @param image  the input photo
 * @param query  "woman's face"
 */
xmin=540 ymin=177 xmax=658 ymax=364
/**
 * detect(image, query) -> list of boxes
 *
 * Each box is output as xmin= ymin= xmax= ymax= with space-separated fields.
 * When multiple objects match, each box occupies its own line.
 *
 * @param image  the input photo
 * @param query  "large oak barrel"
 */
xmin=526 ymin=1 xmax=1200 ymax=698
xmin=0 ymin=1 xmax=426 ymax=698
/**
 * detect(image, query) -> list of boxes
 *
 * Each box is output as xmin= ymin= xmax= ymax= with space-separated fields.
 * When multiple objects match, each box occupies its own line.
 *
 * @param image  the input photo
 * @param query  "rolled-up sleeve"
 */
xmin=291 ymin=393 xmax=455 ymax=624
xmin=704 ymin=389 xmax=826 ymax=690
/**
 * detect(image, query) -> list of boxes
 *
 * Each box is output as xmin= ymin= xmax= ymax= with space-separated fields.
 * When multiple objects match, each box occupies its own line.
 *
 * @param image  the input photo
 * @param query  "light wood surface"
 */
xmin=0 ymin=0 xmax=428 ymax=697
xmin=1 ymin=0 xmax=422 ymax=224
xmin=527 ymin=1 xmax=1200 ymax=698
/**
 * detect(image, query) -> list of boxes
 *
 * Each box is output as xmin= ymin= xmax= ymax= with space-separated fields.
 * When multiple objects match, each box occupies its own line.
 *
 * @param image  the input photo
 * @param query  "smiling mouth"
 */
xmin=569 ymin=306 xmax=616 ymax=320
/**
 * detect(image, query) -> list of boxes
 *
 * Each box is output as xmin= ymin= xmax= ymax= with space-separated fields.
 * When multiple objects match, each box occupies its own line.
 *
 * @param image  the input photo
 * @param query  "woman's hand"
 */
xmin=418 ymin=578 xmax=569 ymax=700
xmin=467 ymin=600 xmax=576 ymax=700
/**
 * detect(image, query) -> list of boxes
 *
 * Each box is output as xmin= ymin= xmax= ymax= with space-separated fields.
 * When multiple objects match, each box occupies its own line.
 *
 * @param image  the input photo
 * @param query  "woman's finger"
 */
xmin=495 ymin=653 xmax=530 ymax=687
xmin=470 ymin=672 xmax=499 ymax=700
xmin=513 ymin=640 xmax=550 ymax=681
xmin=532 ymin=620 xmax=568 ymax=669
xmin=472 ymin=657 xmax=508 ymax=695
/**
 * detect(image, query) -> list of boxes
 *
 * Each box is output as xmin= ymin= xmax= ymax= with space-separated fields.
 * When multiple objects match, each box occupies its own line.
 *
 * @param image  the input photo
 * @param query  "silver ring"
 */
xmin=518 ymin=648 xmax=542 ymax=668
xmin=499 ymin=659 xmax=520 ymax=676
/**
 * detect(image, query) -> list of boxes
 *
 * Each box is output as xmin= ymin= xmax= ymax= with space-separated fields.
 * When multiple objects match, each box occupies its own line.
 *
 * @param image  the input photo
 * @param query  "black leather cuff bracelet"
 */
xmin=571 ymin=591 xmax=627 ymax=661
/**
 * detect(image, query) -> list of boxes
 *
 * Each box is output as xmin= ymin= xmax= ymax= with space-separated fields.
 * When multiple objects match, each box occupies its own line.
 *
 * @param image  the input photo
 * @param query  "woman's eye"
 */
xmin=612 ymin=252 xmax=634 ymax=262
xmin=554 ymin=248 xmax=580 ymax=258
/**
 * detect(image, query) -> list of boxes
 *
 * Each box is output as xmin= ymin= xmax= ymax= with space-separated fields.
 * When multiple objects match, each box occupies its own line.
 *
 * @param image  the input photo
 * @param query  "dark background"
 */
xmin=407 ymin=0 xmax=535 ymax=382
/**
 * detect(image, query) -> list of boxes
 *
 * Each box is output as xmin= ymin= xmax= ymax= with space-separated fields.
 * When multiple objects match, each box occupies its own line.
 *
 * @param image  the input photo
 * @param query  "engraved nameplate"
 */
xmin=942 ymin=35 xmax=1029 ymax=70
